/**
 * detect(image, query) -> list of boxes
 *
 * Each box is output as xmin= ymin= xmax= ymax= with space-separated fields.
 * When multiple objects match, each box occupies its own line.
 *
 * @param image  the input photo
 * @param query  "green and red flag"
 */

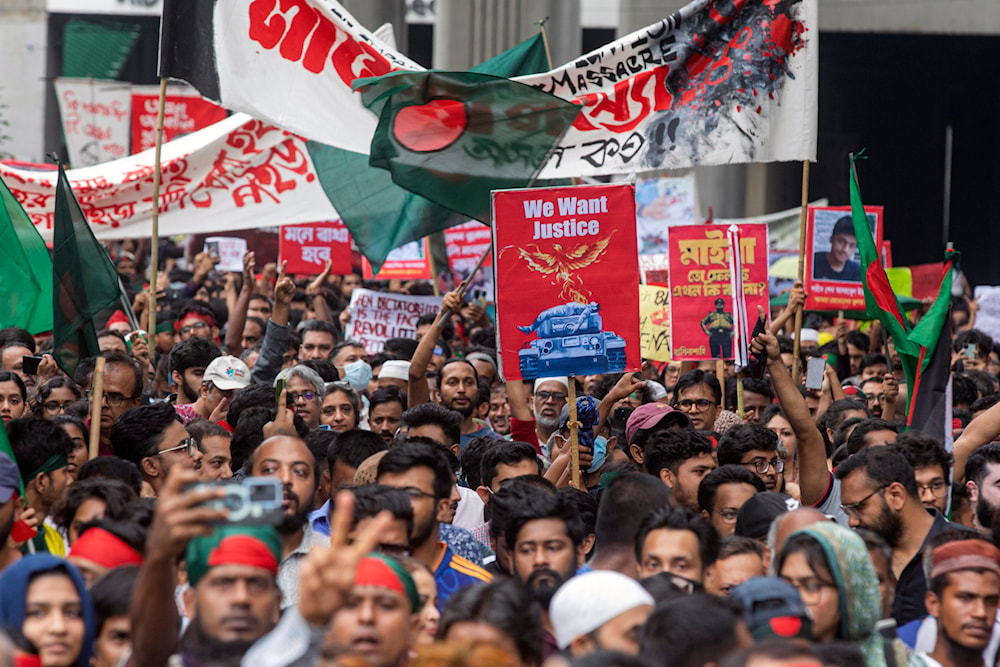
xmin=52 ymin=164 xmax=122 ymax=376
xmin=850 ymin=153 xmax=953 ymax=439
xmin=0 ymin=176 xmax=53 ymax=334
xmin=309 ymin=34 xmax=551 ymax=272
xmin=355 ymin=71 xmax=580 ymax=223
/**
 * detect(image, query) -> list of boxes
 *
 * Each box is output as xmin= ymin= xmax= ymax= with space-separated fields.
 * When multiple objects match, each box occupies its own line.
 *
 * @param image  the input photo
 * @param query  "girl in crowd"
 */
xmin=0 ymin=554 xmax=95 ymax=667
xmin=776 ymin=522 xmax=923 ymax=667
xmin=33 ymin=378 xmax=83 ymax=420
xmin=322 ymin=382 xmax=361 ymax=433
xmin=0 ymin=370 xmax=27 ymax=423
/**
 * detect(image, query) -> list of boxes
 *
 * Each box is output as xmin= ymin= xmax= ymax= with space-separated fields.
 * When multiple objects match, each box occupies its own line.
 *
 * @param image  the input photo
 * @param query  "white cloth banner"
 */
xmin=0 ymin=114 xmax=337 ymax=242
xmin=53 ymin=78 xmax=132 ymax=168
xmin=170 ymin=0 xmax=816 ymax=178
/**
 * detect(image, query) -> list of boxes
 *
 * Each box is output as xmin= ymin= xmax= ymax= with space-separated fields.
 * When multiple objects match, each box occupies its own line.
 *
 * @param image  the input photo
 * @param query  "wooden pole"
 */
xmin=147 ymin=77 xmax=168 ymax=331
xmin=567 ymin=377 xmax=581 ymax=489
xmin=791 ymin=160 xmax=811 ymax=384
xmin=736 ymin=375 xmax=745 ymax=420
xmin=88 ymin=357 xmax=106 ymax=460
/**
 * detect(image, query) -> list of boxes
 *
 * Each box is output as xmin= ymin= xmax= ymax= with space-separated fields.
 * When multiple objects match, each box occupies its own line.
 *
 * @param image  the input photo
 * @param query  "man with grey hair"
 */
xmin=766 ymin=507 xmax=829 ymax=574
xmin=534 ymin=376 xmax=569 ymax=447
xmin=275 ymin=365 xmax=326 ymax=428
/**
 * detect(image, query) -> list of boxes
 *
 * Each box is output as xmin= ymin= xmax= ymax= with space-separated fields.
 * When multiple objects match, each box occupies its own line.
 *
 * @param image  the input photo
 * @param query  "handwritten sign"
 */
xmin=279 ymin=220 xmax=353 ymax=275
xmin=667 ymin=224 xmax=769 ymax=361
xmin=639 ymin=285 xmax=672 ymax=362
xmin=54 ymin=78 xmax=132 ymax=167
xmin=492 ymin=183 xmax=640 ymax=381
xmin=345 ymin=288 xmax=442 ymax=356
xmin=362 ymin=239 xmax=433 ymax=281
xmin=130 ymin=84 xmax=228 ymax=153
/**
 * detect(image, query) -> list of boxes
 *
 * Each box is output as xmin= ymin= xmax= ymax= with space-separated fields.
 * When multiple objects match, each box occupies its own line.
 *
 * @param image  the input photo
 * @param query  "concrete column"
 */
xmin=434 ymin=0 xmax=580 ymax=70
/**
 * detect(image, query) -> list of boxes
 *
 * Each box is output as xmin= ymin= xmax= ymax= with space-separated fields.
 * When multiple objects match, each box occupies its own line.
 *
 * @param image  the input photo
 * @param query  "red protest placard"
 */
xmin=803 ymin=205 xmax=883 ymax=312
xmin=908 ymin=262 xmax=946 ymax=302
xmin=362 ymin=238 xmax=433 ymax=281
xmin=492 ymin=184 xmax=640 ymax=381
xmin=279 ymin=220 xmax=353 ymax=275
xmin=130 ymin=87 xmax=228 ymax=153
xmin=666 ymin=224 xmax=769 ymax=361
xmin=445 ymin=220 xmax=494 ymax=273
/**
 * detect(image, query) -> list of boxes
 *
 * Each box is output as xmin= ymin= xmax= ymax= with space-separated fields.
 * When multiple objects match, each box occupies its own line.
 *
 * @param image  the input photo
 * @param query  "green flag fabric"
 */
xmin=850 ymin=153 xmax=952 ymax=419
xmin=308 ymin=34 xmax=551 ymax=273
xmin=0 ymin=176 xmax=53 ymax=334
xmin=356 ymin=71 xmax=580 ymax=223
xmin=52 ymin=164 xmax=122 ymax=376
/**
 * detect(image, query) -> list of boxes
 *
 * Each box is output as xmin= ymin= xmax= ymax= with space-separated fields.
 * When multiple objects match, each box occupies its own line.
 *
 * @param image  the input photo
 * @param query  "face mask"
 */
xmin=587 ymin=435 xmax=608 ymax=473
xmin=342 ymin=359 xmax=372 ymax=392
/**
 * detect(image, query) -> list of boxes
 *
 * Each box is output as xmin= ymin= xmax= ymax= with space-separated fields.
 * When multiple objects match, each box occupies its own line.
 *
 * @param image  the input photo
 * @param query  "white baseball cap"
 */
xmin=203 ymin=356 xmax=251 ymax=391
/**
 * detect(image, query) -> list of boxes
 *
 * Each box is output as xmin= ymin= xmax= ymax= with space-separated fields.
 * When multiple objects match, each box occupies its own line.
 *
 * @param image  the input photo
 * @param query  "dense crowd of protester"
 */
xmin=0 ymin=242 xmax=997 ymax=667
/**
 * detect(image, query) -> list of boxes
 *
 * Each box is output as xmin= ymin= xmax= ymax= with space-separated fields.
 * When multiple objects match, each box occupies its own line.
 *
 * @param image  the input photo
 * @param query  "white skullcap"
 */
xmin=645 ymin=380 xmax=668 ymax=400
xmin=533 ymin=376 xmax=569 ymax=392
xmin=378 ymin=360 xmax=410 ymax=381
xmin=800 ymin=328 xmax=819 ymax=343
xmin=550 ymin=570 xmax=655 ymax=649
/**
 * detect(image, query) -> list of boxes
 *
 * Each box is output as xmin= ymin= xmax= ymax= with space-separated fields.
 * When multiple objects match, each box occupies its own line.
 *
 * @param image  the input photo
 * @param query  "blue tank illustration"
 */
xmin=517 ymin=302 xmax=627 ymax=379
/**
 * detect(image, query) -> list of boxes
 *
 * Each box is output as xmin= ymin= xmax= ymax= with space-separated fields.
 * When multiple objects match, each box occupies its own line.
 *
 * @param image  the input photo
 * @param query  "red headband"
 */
xmin=175 ymin=313 xmax=215 ymax=332
xmin=70 ymin=528 xmax=144 ymax=568
xmin=356 ymin=556 xmax=407 ymax=595
xmin=207 ymin=535 xmax=279 ymax=575
xmin=106 ymin=310 xmax=130 ymax=326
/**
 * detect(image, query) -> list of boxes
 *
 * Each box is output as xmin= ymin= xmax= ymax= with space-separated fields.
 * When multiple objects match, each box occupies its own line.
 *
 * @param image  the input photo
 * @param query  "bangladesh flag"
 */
xmin=52 ymin=164 xmax=122 ymax=376
xmin=0 ymin=176 xmax=53 ymax=334
xmin=309 ymin=34 xmax=551 ymax=272
xmin=355 ymin=71 xmax=580 ymax=223
xmin=851 ymin=153 xmax=953 ymax=437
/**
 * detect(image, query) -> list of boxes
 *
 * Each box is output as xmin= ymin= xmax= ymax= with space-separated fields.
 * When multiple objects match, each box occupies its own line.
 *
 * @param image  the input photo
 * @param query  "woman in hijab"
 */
xmin=775 ymin=521 xmax=926 ymax=667
xmin=0 ymin=554 xmax=95 ymax=667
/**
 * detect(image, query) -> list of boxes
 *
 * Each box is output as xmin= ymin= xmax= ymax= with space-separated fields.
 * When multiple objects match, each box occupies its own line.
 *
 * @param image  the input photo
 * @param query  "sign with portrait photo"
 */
xmin=804 ymin=205 xmax=883 ymax=312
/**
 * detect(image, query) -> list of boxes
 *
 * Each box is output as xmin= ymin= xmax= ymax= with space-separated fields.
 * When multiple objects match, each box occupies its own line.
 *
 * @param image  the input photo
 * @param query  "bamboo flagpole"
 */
xmin=87 ymin=357 xmax=106 ymax=460
xmin=147 ymin=77 xmax=168 ymax=331
xmin=791 ymin=160 xmax=811 ymax=384
xmin=567 ymin=377 xmax=581 ymax=489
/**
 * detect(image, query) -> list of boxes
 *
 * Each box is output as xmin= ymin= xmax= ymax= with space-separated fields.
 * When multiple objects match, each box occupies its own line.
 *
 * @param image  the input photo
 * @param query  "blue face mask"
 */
xmin=586 ymin=435 xmax=608 ymax=473
xmin=342 ymin=359 xmax=372 ymax=392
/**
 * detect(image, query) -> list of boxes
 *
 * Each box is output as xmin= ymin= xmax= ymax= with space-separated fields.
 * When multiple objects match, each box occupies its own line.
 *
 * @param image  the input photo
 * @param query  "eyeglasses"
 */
xmin=742 ymin=458 xmax=784 ymax=475
xmin=840 ymin=485 xmax=888 ymax=519
xmin=863 ymin=393 xmax=887 ymax=404
xmin=180 ymin=321 xmax=210 ymax=336
xmin=86 ymin=389 xmax=135 ymax=408
xmin=713 ymin=509 xmax=740 ymax=524
xmin=42 ymin=400 xmax=75 ymax=413
xmin=288 ymin=391 xmax=318 ymax=403
xmin=399 ymin=487 xmax=437 ymax=501
xmin=783 ymin=577 xmax=836 ymax=603
xmin=535 ymin=391 xmax=567 ymax=402
xmin=159 ymin=437 xmax=198 ymax=457
xmin=917 ymin=480 xmax=950 ymax=499
xmin=676 ymin=398 xmax=717 ymax=411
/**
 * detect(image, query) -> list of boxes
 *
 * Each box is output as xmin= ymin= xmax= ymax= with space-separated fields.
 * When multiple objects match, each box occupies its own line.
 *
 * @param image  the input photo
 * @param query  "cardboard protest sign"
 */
xmin=54 ymin=78 xmax=132 ymax=167
xmin=131 ymin=84 xmax=228 ymax=153
xmin=635 ymin=176 xmax=697 ymax=281
xmin=667 ymin=224 xmax=769 ymax=361
xmin=639 ymin=285 xmax=671 ymax=362
xmin=362 ymin=239 xmax=432 ymax=281
xmin=803 ymin=205 xmax=883 ymax=312
xmin=345 ymin=288 xmax=441 ymax=356
xmin=492 ymin=183 xmax=640 ymax=381
xmin=279 ymin=221 xmax=353 ymax=275
xmin=204 ymin=237 xmax=247 ymax=272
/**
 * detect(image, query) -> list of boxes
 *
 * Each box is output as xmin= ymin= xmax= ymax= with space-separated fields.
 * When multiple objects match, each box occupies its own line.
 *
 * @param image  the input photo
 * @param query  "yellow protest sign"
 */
xmin=639 ymin=284 xmax=671 ymax=362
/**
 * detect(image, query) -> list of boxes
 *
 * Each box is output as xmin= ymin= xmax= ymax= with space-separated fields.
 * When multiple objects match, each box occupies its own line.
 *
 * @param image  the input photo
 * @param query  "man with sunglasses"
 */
xmin=110 ymin=401 xmax=203 ymax=497
xmin=836 ymin=446 xmax=970 ymax=625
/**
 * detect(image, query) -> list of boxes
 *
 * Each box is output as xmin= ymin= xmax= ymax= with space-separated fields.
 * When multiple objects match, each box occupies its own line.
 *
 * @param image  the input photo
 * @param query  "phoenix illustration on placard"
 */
xmin=500 ymin=231 xmax=616 ymax=303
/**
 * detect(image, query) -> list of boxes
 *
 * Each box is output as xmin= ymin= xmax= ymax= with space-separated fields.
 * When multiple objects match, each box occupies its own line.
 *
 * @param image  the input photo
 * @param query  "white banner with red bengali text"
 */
xmin=0 ymin=114 xmax=337 ymax=242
